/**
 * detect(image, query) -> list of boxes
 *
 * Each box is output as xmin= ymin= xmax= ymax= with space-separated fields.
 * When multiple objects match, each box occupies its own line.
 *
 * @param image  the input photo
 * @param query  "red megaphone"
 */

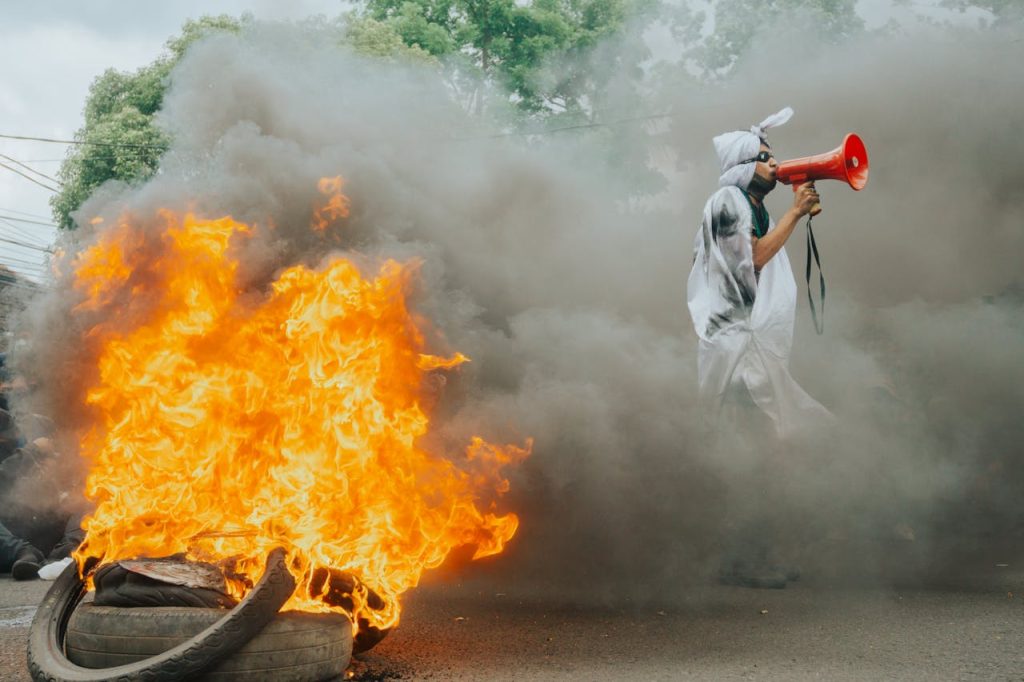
xmin=776 ymin=133 xmax=869 ymax=216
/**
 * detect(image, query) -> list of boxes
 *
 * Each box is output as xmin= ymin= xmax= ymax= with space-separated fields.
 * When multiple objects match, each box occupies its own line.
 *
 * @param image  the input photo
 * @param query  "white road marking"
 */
xmin=0 ymin=605 xmax=37 ymax=628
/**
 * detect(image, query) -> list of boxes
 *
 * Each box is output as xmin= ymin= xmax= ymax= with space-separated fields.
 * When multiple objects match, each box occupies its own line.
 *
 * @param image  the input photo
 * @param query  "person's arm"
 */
xmin=752 ymin=182 xmax=818 ymax=272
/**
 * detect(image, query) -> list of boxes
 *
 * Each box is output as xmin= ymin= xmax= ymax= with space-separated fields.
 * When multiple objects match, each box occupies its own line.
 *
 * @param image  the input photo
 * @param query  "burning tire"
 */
xmin=28 ymin=548 xmax=298 ymax=682
xmin=65 ymin=605 xmax=352 ymax=681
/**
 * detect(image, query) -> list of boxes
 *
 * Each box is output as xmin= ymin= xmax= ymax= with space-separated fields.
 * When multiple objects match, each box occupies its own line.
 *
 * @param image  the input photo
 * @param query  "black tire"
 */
xmin=66 ymin=604 xmax=352 ymax=681
xmin=28 ymin=548 xmax=296 ymax=682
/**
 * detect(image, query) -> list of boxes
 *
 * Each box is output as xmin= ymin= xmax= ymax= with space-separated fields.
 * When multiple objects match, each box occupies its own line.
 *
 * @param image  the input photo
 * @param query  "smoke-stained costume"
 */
xmin=687 ymin=107 xmax=830 ymax=437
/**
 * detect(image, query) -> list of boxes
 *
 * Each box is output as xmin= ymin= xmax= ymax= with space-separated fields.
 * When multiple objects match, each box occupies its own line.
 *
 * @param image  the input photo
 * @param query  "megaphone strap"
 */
xmin=805 ymin=217 xmax=825 ymax=335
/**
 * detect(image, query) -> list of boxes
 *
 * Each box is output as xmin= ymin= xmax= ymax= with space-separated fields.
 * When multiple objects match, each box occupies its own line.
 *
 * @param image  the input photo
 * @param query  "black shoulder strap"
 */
xmin=805 ymin=216 xmax=825 ymax=335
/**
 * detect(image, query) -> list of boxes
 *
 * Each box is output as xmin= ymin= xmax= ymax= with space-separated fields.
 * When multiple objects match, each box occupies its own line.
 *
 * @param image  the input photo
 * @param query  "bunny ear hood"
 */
xmin=713 ymin=106 xmax=794 ymax=190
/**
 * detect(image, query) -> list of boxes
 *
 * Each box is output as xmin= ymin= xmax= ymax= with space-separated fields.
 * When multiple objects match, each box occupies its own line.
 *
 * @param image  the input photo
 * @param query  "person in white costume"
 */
xmin=687 ymin=107 xmax=832 ymax=440
xmin=688 ymin=108 xmax=833 ymax=588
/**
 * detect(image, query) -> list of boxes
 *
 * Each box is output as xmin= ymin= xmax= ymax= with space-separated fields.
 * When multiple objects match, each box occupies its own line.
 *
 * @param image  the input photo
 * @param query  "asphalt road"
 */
xmin=3 ymin=563 xmax=1022 ymax=681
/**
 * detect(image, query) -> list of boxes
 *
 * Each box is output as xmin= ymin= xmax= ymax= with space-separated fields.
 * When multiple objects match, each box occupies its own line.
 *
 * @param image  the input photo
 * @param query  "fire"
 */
xmin=69 ymin=184 xmax=528 ymax=632
xmin=312 ymin=176 xmax=351 ymax=232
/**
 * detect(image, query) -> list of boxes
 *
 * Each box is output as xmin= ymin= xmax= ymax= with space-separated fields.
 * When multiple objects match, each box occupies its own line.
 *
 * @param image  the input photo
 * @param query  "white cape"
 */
xmin=687 ymin=186 xmax=831 ymax=438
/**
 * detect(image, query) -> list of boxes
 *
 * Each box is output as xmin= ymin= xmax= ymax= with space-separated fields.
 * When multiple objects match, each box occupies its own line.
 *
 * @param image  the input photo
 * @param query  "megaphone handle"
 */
xmin=791 ymin=182 xmax=822 ymax=216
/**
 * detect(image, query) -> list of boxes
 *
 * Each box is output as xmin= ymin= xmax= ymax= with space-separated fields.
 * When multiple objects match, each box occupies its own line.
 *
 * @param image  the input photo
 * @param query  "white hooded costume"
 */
xmin=687 ymin=107 xmax=831 ymax=438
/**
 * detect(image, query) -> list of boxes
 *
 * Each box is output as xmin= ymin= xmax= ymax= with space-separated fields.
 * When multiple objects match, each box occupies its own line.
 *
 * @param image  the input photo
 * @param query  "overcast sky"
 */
xmin=0 ymin=0 xmax=981 ymax=281
xmin=0 ymin=0 xmax=346 ymax=282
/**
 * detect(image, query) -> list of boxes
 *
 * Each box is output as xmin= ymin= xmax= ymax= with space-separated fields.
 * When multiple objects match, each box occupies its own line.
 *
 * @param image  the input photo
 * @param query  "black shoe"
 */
xmin=771 ymin=564 xmax=801 ymax=582
xmin=719 ymin=563 xmax=787 ymax=589
xmin=11 ymin=546 xmax=44 ymax=581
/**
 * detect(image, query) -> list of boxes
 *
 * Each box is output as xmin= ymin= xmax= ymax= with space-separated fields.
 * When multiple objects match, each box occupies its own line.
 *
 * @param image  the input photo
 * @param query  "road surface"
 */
xmin=3 ymin=561 xmax=1022 ymax=681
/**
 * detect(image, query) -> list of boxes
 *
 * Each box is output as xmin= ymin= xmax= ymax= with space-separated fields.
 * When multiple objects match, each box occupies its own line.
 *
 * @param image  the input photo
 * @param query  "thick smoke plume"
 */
xmin=13 ymin=17 xmax=1024 ymax=603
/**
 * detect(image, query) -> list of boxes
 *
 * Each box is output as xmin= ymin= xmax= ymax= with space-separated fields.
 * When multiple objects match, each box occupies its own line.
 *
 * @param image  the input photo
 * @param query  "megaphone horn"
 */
xmin=776 ymin=133 xmax=869 ymax=216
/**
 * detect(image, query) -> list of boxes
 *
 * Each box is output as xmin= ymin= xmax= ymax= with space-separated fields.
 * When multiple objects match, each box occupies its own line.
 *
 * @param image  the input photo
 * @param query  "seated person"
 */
xmin=0 ymin=519 xmax=45 ymax=581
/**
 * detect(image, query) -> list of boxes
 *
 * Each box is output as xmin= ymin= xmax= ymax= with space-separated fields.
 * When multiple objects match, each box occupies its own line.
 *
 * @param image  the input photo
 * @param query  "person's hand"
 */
xmin=32 ymin=437 xmax=54 ymax=455
xmin=793 ymin=182 xmax=820 ymax=216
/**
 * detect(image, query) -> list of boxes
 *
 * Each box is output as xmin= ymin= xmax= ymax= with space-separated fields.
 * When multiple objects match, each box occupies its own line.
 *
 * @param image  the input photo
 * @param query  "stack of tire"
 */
xmin=28 ymin=549 xmax=354 ymax=682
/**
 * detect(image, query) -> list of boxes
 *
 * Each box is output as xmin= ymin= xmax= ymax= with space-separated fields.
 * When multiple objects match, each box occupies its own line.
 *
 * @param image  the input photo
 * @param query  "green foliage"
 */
xmin=52 ymin=15 xmax=246 ymax=229
xmin=686 ymin=0 xmax=864 ymax=81
xmin=941 ymin=0 xmax=1024 ymax=26
xmin=51 ymin=110 xmax=167 ymax=229
xmin=166 ymin=14 xmax=248 ymax=59
xmin=387 ymin=2 xmax=456 ymax=55
xmin=52 ymin=70 xmax=169 ymax=229
xmin=344 ymin=15 xmax=439 ymax=61
xmin=54 ymin=1 xmax=1015 ymax=226
xmin=63 ymin=0 xmax=1016 ymax=223
xmin=359 ymin=0 xmax=653 ymax=117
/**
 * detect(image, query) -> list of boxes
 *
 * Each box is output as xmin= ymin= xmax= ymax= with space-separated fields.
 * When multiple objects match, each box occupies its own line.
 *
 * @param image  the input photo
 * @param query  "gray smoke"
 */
xmin=13 ymin=17 xmax=1024 ymax=602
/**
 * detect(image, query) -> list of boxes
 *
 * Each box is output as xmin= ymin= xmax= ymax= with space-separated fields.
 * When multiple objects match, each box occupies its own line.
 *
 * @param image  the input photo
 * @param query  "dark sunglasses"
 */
xmin=740 ymin=151 xmax=774 ymax=164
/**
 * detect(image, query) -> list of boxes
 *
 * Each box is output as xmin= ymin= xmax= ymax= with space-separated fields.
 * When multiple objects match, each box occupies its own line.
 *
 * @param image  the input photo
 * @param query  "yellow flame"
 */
xmin=70 ymin=182 xmax=528 ymax=632
xmin=312 ymin=176 xmax=351 ymax=232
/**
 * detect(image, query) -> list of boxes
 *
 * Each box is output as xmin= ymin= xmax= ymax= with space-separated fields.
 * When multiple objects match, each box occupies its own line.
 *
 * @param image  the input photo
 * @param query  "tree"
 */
xmin=344 ymin=15 xmax=439 ymax=61
xmin=940 ymin=0 xmax=1023 ymax=26
xmin=51 ymin=16 xmax=247 ymax=229
xmin=60 ymin=1 xmax=1008 ymax=227
xmin=52 ymin=6 xmax=667 ymax=228
xmin=51 ymin=14 xmax=456 ymax=229
xmin=360 ymin=0 xmax=657 ymax=120
xmin=683 ymin=0 xmax=865 ymax=81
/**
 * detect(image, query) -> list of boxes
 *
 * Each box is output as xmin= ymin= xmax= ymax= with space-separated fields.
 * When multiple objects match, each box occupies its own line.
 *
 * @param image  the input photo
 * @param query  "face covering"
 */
xmin=713 ymin=107 xmax=793 ymax=191
xmin=747 ymin=170 xmax=777 ymax=196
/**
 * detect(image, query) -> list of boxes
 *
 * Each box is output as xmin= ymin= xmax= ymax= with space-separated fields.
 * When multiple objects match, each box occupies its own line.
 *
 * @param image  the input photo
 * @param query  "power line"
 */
xmin=21 ymin=156 xmax=155 ymax=163
xmin=0 ymin=235 xmax=53 ymax=253
xmin=0 ymin=228 xmax=51 ymax=249
xmin=0 ymin=259 xmax=47 ymax=275
xmin=0 ymin=214 xmax=59 ymax=228
xmin=0 ymin=220 xmax=52 ymax=247
xmin=0 ymin=255 xmax=48 ymax=271
xmin=0 ymin=162 xmax=59 ymax=193
xmin=0 ymin=206 xmax=53 ymax=221
xmin=0 ymin=273 xmax=39 ymax=284
xmin=473 ymin=110 xmax=679 ymax=140
xmin=0 ymin=132 xmax=168 ymax=150
xmin=0 ymin=268 xmax=48 ymax=281
xmin=0 ymin=154 xmax=62 ymax=186
xmin=0 ymin=232 xmax=51 ymax=253
xmin=0 ymin=276 xmax=48 ymax=292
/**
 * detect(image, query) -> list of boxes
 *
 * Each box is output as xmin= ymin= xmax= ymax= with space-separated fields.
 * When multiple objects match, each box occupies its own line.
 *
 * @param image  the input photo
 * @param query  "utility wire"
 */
xmin=4 ymin=105 xmax=674 ymax=159
xmin=0 ymin=263 xmax=46 ymax=277
xmin=456 ymin=109 xmax=680 ymax=141
xmin=0 ymin=267 xmax=48 ymax=279
xmin=22 ymin=156 xmax=154 ymax=163
xmin=0 ymin=256 xmax=48 ymax=272
xmin=0 ymin=249 xmax=47 ymax=262
xmin=0 ymin=162 xmax=59 ymax=193
xmin=0 ymin=234 xmax=52 ymax=253
xmin=0 ymin=206 xmax=53 ymax=221
xmin=0 ymin=132 xmax=168 ymax=150
xmin=0 ymin=154 xmax=62 ymax=186
xmin=0 ymin=235 xmax=53 ymax=253
xmin=0 ymin=220 xmax=52 ymax=247
xmin=0 ymin=277 xmax=48 ymax=292
xmin=0 ymin=213 xmax=50 ymax=236
xmin=0 ymin=242 xmax=51 ymax=257
xmin=0 ymin=214 xmax=59 ymax=228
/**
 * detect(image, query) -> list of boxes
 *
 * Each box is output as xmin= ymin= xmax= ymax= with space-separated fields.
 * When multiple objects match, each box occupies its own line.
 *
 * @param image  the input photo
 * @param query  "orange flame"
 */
xmin=70 ymin=183 xmax=528 ymax=632
xmin=312 ymin=176 xmax=351 ymax=232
